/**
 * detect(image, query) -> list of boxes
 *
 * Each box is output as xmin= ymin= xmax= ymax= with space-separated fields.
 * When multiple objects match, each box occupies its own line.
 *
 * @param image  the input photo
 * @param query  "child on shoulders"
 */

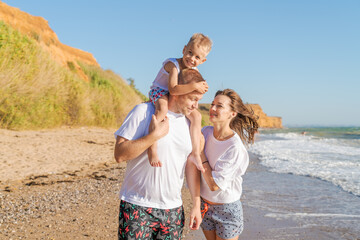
xmin=148 ymin=33 xmax=212 ymax=172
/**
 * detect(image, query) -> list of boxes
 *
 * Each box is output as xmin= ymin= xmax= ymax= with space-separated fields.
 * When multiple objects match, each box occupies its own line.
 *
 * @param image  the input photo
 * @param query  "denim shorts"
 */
xmin=200 ymin=198 xmax=244 ymax=239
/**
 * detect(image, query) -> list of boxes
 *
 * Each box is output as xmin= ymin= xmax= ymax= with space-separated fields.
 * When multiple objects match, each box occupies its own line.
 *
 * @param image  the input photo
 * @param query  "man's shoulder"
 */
xmin=122 ymin=102 xmax=154 ymax=125
xmin=131 ymin=102 xmax=154 ymax=115
xmin=134 ymin=102 xmax=153 ymax=109
xmin=115 ymin=102 xmax=154 ymax=140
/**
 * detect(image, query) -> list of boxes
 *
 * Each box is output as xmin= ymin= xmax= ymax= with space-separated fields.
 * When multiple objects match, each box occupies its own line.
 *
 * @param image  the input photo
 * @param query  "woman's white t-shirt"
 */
xmin=200 ymin=126 xmax=249 ymax=204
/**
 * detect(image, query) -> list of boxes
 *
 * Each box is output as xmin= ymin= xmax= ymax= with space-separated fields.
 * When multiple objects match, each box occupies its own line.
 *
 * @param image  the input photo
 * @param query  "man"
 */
xmin=114 ymin=69 xmax=204 ymax=240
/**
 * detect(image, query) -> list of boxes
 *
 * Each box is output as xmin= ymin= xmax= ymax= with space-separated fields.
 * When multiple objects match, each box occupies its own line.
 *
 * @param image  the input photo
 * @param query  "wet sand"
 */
xmin=1 ymin=127 xmax=359 ymax=239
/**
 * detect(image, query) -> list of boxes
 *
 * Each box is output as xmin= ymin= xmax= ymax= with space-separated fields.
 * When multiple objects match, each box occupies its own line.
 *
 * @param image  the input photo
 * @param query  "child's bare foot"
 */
xmin=150 ymin=157 xmax=162 ymax=167
xmin=188 ymin=152 xmax=205 ymax=173
xmin=148 ymin=148 xmax=162 ymax=167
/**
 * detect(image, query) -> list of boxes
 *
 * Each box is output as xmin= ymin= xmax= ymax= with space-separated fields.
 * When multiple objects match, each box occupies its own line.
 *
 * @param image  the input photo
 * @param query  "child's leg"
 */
xmin=148 ymin=95 xmax=168 ymax=167
xmin=187 ymin=109 xmax=205 ymax=173
xmin=154 ymin=96 xmax=168 ymax=122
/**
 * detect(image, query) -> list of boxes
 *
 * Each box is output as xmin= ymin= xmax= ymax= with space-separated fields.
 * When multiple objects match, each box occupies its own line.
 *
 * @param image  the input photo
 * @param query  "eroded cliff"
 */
xmin=199 ymin=104 xmax=282 ymax=129
xmin=248 ymin=104 xmax=282 ymax=128
xmin=0 ymin=1 xmax=99 ymax=81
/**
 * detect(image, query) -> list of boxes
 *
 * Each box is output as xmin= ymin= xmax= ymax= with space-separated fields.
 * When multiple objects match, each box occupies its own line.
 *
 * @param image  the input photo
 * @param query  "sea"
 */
xmin=249 ymin=127 xmax=360 ymax=197
xmin=185 ymin=127 xmax=360 ymax=239
xmin=243 ymin=127 xmax=360 ymax=239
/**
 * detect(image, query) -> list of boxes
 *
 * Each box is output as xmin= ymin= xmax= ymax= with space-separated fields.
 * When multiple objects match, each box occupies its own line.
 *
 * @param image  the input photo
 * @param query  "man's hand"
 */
xmin=149 ymin=115 xmax=169 ymax=140
xmin=189 ymin=205 xmax=202 ymax=230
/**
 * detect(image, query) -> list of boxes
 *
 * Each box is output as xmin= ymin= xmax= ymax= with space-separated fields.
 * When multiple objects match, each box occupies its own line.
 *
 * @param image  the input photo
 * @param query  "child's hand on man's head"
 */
xmin=195 ymin=82 xmax=209 ymax=94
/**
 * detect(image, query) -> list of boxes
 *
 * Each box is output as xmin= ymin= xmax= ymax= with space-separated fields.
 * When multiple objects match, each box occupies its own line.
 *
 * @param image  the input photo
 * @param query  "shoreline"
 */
xmin=187 ymin=153 xmax=360 ymax=240
xmin=240 ymin=153 xmax=360 ymax=240
xmin=1 ymin=127 xmax=359 ymax=239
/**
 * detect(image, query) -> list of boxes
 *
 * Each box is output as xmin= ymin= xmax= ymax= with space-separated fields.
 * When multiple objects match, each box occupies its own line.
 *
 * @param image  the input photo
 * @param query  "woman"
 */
xmin=200 ymin=89 xmax=258 ymax=240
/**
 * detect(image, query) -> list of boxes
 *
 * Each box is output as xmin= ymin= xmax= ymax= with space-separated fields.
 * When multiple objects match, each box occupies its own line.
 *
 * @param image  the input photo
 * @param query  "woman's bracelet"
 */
xmin=202 ymin=160 xmax=209 ymax=164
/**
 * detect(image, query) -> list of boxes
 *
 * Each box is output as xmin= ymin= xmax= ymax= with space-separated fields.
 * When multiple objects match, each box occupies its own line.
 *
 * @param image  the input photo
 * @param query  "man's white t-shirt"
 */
xmin=200 ymin=126 xmax=249 ymax=204
xmin=114 ymin=102 xmax=192 ymax=209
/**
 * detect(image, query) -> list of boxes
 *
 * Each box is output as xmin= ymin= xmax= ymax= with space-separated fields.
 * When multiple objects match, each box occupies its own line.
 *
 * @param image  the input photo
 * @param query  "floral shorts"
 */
xmin=148 ymin=87 xmax=168 ymax=105
xmin=118 ymin=200 xmax=184 ymax=240
xmin=200 ymin=199 xmax=244 ymax=239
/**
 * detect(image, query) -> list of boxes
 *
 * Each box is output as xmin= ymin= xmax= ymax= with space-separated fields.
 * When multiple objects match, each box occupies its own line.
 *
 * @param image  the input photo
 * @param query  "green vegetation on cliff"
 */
xmin=0 ymin=21 xmax=143 ymax=130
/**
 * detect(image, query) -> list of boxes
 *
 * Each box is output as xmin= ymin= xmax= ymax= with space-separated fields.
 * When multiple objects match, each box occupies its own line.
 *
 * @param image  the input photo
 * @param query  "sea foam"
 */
xmin=249 ymin=130 xmax=360 ymax=196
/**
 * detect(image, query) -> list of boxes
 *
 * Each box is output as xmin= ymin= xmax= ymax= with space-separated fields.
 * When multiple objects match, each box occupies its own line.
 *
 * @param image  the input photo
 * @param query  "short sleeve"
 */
xmin=212 ymin=145 xmax=249 ymax=191
xmin=201 ymin=126 xmax=212 ymax=139
xmin=163 ymin=58 xmax=180 ymax=73
xmin=114 ymin=104 xmax=153 ymax=141
xmin=201 ymin=126 xmax=206 ymax=134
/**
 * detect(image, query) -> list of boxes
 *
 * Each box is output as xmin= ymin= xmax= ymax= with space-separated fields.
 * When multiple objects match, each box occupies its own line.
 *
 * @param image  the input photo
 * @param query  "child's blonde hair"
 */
xmin=187 ymin=33 xmax=212 ymax=55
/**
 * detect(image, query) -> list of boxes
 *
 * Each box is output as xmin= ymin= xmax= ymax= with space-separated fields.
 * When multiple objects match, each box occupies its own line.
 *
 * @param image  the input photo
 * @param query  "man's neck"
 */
xmin=168 ymin=96 xmax=180 ymax=114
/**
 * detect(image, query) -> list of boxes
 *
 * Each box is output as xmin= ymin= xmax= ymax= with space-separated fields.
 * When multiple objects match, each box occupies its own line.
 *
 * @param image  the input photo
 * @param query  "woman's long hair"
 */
xmin=215 ymin=89 xmax=259 ymax=145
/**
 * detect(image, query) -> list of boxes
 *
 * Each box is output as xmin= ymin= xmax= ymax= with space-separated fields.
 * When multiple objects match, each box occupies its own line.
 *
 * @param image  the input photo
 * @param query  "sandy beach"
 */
xmin=0 ymin=127 xmax=199 ymax=239
xmin=1 ymin=127 xmax=359 ymax=239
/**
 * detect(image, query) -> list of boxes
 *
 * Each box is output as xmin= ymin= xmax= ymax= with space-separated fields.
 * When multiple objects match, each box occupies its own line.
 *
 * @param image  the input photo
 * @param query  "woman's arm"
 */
xmin=200 ymin=151 xmax=220 ymax=191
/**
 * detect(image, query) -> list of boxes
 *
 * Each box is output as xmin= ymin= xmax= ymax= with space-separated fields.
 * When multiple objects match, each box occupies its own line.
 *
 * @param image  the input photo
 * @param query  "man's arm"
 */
xmin=185 ymin=159 xmax=202 ymax=230
xmin=185 ymin=134 xmax=205 ymax=230
xmin=114 ymin=115 xmax=169 ymax=163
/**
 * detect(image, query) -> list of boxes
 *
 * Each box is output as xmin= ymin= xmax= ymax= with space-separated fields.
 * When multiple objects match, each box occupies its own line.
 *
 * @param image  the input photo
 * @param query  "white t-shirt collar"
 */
xmin=167 ymin=110 xmax=184 ymax=119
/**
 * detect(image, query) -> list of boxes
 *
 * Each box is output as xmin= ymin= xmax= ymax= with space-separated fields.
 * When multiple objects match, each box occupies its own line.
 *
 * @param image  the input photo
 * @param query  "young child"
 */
xmin=148 ymin=33 xmax=212 ymax=172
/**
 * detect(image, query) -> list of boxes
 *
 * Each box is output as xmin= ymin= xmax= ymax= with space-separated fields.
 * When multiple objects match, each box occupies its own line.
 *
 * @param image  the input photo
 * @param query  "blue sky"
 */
xmin=3 ymin=0 xmax=360 ymax=126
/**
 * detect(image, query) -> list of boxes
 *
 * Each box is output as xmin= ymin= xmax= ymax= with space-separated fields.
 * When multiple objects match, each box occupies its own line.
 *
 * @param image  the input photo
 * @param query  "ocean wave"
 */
xmin=249 ymin=132 xmax=360 ymax=196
